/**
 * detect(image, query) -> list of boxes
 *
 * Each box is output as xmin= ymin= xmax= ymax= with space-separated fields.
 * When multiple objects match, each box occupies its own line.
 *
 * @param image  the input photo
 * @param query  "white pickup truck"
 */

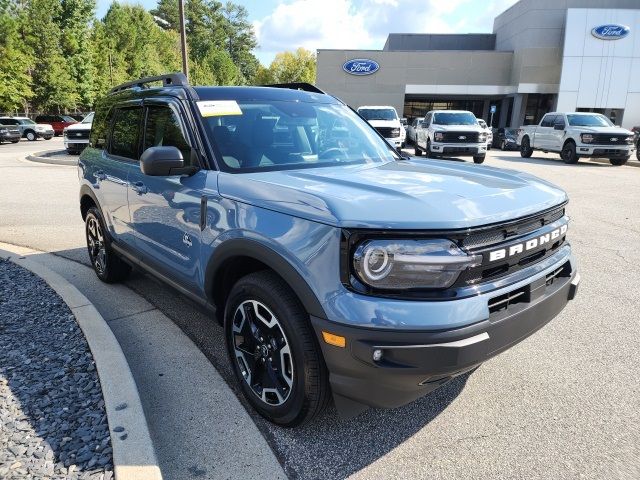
xmin=517 ymin=112 xmax=635 ymax=165
xmin=357 ymin=106 xmax=404 ymax=149
xmin=414 ymin=110 xmax=487 ymax=163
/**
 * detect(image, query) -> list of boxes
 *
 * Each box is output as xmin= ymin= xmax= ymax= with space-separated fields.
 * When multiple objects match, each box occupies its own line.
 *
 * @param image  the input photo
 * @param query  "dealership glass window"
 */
xmin=523 ymin=94 xmax=555 ymax=125
xmin=403 ymin=98 xmax=484 ymax=121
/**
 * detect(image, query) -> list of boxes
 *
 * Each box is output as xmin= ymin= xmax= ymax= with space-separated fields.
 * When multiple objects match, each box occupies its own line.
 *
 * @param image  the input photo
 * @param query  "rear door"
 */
xmin=127 ymin=99 xmax=207 ymax=294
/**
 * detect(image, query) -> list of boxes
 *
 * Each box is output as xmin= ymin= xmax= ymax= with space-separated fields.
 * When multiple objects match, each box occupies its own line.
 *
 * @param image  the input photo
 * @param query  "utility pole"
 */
xmin=178 ymin=0 xmax=189 ymax=80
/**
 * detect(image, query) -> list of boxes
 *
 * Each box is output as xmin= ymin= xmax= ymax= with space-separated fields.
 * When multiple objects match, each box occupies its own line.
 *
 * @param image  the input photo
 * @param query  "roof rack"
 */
xmin=109 ymin=72 xmax=189 ymax=94
xmin=264 ymin=82 xmax=327 ymax=95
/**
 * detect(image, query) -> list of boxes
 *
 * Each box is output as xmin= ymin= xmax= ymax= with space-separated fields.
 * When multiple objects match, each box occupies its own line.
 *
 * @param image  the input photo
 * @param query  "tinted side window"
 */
xmin=540 ymin=115 xmax=556 ymax=127
xmin=144 ymin=105 xmax=192 ymax=165
xmin=554 ymin=115 xmax=565 ymax=127
xmin=109 ymin=108 xmax=142 ymax=159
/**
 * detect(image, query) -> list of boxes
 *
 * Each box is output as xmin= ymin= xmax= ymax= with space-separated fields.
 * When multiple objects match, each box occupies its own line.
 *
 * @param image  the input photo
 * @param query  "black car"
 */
xmin=493 ymin=127 xmax=519 ymax=150
xmin=0 ymin=124 xmax=22 ymax=144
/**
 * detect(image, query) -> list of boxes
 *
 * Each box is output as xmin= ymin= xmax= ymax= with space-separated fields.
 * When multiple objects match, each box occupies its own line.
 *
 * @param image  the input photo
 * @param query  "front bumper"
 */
xmin=64 ymin=139 xmax=89 ymax=149
xmin=312 ymin=252 xmax=578 ymax=412
xmin=36 ymin=130 xmax=54 ymax=139
xmin=431 ymin=142 xmax=486 ymax=156
xmin=577 ymin=144 xmax=633 ymax=157
xmin=385 ymin=136 xmax=402 ymax=148
xmin=0 ymin=132 xmax=21 ymax=142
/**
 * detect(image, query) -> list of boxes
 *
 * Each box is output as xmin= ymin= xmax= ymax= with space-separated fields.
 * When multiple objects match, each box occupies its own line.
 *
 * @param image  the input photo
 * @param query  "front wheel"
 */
xmin=25 ymin=130 xmax=36 ymax=141
xmin=520 ymin=137 xmax=533 ymax=158
xmin=11 ymin=139 xmax=20 ymax=143
xmin=85 ymin=207 xmax=131 ymax=283
xmin=561 ymin=142 xmax=578 ymax=164
xmin=609 ymin=156 xmax=629 ymax=166
xmin=225 ymin=271 xmax=330 ymax=427
xmin=473 ymin=154 xmax=486 ymax=164
xmin=414 ymin=143 xmax=422 ymax=156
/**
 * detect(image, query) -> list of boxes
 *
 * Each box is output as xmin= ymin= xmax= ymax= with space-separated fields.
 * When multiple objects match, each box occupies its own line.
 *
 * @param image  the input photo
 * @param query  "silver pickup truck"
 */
xmin=517 ymin=112 xmax=635 ymax=165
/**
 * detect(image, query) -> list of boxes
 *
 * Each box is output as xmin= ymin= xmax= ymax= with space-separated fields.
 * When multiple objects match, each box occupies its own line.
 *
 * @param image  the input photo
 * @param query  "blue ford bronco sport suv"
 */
xmin=79 ymin=73 xmax=580 ymax=426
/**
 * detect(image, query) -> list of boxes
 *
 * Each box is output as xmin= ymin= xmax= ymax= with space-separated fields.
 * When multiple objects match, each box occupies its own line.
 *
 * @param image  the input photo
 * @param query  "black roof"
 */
xmin=193 ymin=86 xmax=339 ymax=104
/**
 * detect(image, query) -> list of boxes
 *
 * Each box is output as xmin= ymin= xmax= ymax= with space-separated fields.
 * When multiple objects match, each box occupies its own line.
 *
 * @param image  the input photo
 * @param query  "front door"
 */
xmin=535 ymin=114 xmax=556 ymax=150
xmin=127 ymin=100 xmax=206 ymax=295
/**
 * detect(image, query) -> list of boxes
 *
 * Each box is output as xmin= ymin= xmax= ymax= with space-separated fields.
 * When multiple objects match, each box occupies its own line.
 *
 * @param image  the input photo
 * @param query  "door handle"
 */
xmin=131 ymin=181 xmax=148 ymax=195
xmin=94 ymin=170 xmax=106 ymax=181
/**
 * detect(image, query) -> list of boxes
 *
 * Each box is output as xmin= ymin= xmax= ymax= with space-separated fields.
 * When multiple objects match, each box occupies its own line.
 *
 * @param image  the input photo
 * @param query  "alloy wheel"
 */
xmin=231 ymin=300 xmax=294 ymax=406
xmin=87 ymin=216 xmax=106 ymax=275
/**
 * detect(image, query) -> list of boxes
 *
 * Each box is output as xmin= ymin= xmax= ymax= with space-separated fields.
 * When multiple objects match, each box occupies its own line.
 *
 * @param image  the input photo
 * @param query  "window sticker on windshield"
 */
xmin=196 ymin=100 xmax=242 ymax=117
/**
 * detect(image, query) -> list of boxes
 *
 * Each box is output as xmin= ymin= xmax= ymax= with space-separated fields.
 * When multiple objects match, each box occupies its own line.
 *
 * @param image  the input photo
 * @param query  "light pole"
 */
xmin=178 ymin=0 xmax=189 ymax=80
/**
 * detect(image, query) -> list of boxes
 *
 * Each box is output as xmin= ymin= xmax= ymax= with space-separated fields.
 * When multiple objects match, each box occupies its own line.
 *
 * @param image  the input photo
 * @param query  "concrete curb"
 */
xmin=26 ymin=150 xmax=78 ymax=166
xmin=0 ymin=243 xmax=162 ymax=480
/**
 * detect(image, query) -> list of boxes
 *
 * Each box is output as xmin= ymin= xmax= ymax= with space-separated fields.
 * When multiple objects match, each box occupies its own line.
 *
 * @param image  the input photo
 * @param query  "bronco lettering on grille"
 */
xmin=488 ymin=223 xmax=568 ymax=262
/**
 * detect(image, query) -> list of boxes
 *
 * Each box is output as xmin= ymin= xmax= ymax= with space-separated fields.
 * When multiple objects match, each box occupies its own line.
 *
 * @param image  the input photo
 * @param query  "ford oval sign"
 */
xmin=343 ymin=58 xmax=379 ymax=76
xmin=591 ymin=24 xmax=630 ymax=40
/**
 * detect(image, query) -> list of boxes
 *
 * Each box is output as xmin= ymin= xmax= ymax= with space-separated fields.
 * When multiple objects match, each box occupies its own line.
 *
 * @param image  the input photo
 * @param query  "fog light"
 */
xmin=372 ymin=349 xmax=383 ymax=361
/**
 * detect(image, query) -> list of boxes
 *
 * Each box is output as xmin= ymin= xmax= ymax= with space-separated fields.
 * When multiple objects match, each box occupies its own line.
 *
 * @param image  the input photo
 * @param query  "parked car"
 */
xmin=493 ymin=128 xmax=519 ymax=150
xmin=632 ymin=126 xmax=640 ymax=161
xmin=64 ymin=112 xmax=94 ymax=154
xmin=35 ymin=114 xmax=78 ymax=136
xmin=406 ymin=117 xmax=423 ymax=144
xmin=477 ymin=119 xmax=493 ymax=149
xmin=0 ymin=123 xmax=22 ymax=144
xmin=0 ymin=117 xmax=54 ymax=141
xmin=80 ymin=73 xmax=579 ymax=426
xmin=518 ymin=112 xmax=635 ymax=165
xmin=414 ymin=110 xmax=487 ymax=163
xmin=357 ymin=105 xmax=403 ymax=149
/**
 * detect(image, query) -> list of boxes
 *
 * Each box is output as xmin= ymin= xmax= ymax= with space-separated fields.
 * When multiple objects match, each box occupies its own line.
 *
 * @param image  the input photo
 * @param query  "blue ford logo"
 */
xmin=591 ymin=24 xmax=630 ymax=40
xmin=343 ymin=58 xmax=379 ymax=76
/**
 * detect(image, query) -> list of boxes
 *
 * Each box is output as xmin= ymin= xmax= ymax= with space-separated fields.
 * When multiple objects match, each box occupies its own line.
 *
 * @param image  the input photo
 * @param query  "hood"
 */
xmin=574 ymin=126 xmax=633 ymax=135
xmin=432 ymin=124 xmax=483 ymax=133
xmin=366 ymin=119 xmax=400 ymax=128
xmin=218 ymin=159 xmax=568 ymax=230
xmin=65 ymin=122 xmax=92 ymax=131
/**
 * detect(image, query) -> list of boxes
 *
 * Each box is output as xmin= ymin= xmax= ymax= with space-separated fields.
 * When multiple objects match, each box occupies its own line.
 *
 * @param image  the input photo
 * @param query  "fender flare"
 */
xmin=204 ymin=238 xmax=327 ymax=320
xmin=79 ymin=184 xmax=100 ymax=219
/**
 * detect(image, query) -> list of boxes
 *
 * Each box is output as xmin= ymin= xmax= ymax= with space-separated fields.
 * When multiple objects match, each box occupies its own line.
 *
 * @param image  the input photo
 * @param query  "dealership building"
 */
xmin=316 ymin=0 xmax=640 ymax=129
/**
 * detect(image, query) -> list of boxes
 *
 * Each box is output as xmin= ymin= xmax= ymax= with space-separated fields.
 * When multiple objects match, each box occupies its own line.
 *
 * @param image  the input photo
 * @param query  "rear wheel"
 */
xmin=414 ymin=143 xmax=422 ymax=156
xmin=11 ymin=140 xmax=19 ymax=143
xmin=609 ymin=156 xmax=629 ymax=166
xmin=225 ymin=271 xmax=330 ymax=427
xmin=473 ymin=154 xmax=486 ymax=164
xmin=520 ymin=137 xmax=533 ymax=157
xmin=85 ymin=207 xmax=131 ymax=283
xmin=561 ymin=142 xmax=578 ymax=164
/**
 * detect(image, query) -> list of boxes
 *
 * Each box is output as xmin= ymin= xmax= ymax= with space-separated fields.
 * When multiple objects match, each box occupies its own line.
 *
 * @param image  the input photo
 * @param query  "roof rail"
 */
xmin=264 ymin=82 xmax=327 ymax=95
xmin=109 ymin=72 xmax=189 ymax=94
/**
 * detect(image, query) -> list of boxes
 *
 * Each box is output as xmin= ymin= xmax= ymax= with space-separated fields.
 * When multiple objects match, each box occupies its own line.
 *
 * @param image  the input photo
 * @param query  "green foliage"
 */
xmin=258 ymin=48 xmax=317 ymax=85
xmin=0 ymin=0 xmax=264 ymax=111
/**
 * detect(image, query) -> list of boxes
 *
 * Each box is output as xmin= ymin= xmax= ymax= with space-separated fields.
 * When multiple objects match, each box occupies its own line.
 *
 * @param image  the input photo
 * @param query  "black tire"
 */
xmin=560 ymin=141 xmax=578 ymax=164
xmin=636 ymin=144 xmax=639 ymax=162
xmin=414 ymin=143 xmax=422 ymax=156
xmin=609 ymin=156 xmax=629 ymax=166
xmin=473 ymin=154 xmax=486 ymax=164
xmin=426 ymin=139 xmax=438 ymax=159
xmin=25 ymin=130 xmax=36 ymax=141
xmin=11 ymin=140 xmax=20 ymax=143
xmin=520 ymin=137 xmax=533 ymax=158
xmin=224 ymin=271 xmax=330 ymax=427
xmin=501 ymin=140 xmax=506 ymax=151
xmin=85 ymin=207 xmax=131 ymax=283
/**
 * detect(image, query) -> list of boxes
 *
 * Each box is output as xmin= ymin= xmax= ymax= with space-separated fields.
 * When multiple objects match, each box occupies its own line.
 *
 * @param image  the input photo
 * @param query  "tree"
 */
xmin=0 ymin=1 xmax=32 ymax=112
xmin=261 ymin=48 xmax=316 ymax=85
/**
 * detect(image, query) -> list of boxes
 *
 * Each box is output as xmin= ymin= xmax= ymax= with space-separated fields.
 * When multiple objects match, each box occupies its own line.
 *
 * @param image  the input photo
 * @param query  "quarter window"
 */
xmin=109 ymin=107 xmax=142 ymax=159
xmin=144 ymin=106 xmax=192 ymax=165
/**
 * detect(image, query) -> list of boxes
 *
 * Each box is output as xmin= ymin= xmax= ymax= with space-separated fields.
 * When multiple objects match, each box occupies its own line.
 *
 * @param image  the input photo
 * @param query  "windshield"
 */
xmin=433 ymin=112 xmax=477 ymax=126
xmin=81 ymin=113 xmax=94 ymax=124
xmin=20 ymin=119 xmax=35 ymax=125
xmin=202 ymin=100 xmax=398 ymax=172
xmin=358 ymin=108 xmax=397 ymax=121
xmin=566 ymin=114 xmax=613 ymax=127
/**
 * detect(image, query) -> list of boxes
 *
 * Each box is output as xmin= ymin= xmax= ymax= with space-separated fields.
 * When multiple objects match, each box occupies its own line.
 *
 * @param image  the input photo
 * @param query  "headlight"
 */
xmin=35 ymin=126 xmax=45 ymax=131
xmin=353 ymin=239 xmax=481 ymax=289
xmin=434 ymin=132 xmax=444 ymax=141
xmin=391 ymin=128 xmax=400 ymax=137
xmin=0 ymin=128 xmax=7 ymax=133
xmin=479 ymin=133 xmax=487 ymax=141
xmin=581 ymin=133 xmax=594 ymax=143
xmin=625 ymin=136 xmax=634 ymax=144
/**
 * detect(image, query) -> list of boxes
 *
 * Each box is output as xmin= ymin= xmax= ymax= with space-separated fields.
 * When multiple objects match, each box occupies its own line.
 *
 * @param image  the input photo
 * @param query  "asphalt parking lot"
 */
xmin=1 ymin=138 xmax=639 ymax=479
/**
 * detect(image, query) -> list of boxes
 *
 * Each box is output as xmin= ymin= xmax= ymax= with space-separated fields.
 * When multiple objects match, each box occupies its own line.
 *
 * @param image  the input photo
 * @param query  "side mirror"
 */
xmin=554 ymin=124 xmax=565 ymax=130
xmin=140 ymin=146 xmax=184 ymax=176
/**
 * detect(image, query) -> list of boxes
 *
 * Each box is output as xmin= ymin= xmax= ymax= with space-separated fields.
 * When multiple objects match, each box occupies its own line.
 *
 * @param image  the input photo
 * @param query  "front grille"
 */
xmin=374 ymin=126 xmax=399 ymax=138
xmin=457 ymin=206 xmax=568 ymax=286
xmin=591 ymin=134 xmax=631 ymax=145
xmin=66 ymin=130 xmax=90 ymax=139
xmin=440 ymin=131 xmax=480 ymax=143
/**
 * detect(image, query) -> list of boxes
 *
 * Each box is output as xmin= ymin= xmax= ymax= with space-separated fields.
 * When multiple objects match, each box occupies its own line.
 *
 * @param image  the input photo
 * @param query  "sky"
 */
xmin=96 ymin=0 xmax=519 ymax=65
